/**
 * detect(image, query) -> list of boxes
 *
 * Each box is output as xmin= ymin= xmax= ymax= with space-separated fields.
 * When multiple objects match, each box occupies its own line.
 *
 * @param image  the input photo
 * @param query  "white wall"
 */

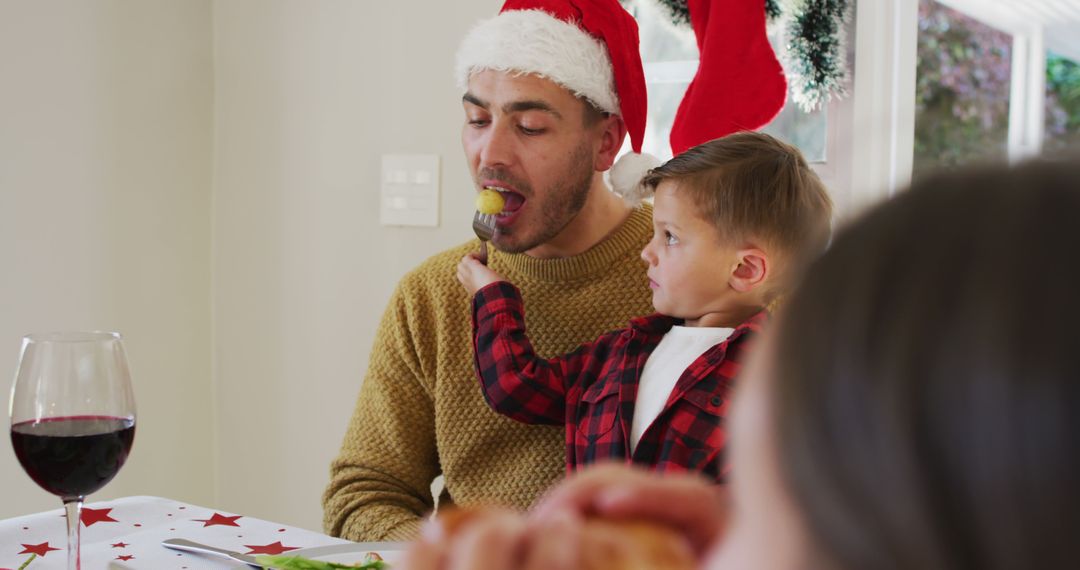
xmin=0 ymin=0 xmax=215 ymax=517
xmin=212 ymin=0 xmax=499 ymax=530
xmin=0 ymin=0 xmax=505 ymax=532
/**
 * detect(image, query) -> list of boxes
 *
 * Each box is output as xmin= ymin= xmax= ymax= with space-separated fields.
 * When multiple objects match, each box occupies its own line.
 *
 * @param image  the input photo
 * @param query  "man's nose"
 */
xmin=479 ymin=123 xmax=515 ymax=170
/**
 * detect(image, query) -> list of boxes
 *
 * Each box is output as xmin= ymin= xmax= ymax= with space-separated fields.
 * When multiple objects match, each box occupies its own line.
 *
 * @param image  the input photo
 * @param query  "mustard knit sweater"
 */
xmin=322 ymin=205 xmax=654 ymax=542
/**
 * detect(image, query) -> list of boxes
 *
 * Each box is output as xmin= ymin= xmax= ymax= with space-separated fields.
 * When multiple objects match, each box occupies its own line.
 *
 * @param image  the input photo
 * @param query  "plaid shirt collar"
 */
xmin=627 ymin=309 xmax=769 ymax=340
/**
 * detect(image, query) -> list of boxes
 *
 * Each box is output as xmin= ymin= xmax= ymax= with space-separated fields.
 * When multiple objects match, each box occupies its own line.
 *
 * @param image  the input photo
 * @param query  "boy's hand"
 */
xmin=457 ymin=253 xmax=506 ymax=295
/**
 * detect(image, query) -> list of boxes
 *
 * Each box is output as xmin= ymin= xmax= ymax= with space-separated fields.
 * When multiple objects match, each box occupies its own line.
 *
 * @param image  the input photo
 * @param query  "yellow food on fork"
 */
xmin=475 ymin=188 xmax=505 ymax=215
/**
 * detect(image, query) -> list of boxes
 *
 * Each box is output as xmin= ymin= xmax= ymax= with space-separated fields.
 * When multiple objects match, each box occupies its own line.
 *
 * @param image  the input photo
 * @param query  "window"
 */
xmin=915 ymin=0 xmax=1080 ymax=177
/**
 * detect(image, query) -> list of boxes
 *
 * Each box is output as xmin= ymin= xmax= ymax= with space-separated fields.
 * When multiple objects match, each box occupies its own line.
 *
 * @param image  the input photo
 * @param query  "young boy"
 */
xmin=456 ymin=132 xmax=833 ymax=481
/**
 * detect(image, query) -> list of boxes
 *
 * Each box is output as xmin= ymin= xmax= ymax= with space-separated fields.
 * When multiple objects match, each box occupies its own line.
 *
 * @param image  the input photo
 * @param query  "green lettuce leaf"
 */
xmin=255 ymin=553 xmax=388 ymax=569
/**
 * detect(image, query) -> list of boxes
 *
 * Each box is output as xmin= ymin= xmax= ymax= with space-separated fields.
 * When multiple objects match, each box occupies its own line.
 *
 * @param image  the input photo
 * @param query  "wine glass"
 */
xmin=9 ymin=332 xmax=136 ymax=570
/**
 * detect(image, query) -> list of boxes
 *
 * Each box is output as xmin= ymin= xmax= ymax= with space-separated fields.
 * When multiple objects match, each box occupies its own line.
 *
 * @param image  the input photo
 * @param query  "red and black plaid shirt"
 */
xmin=471 ymin=281 xmax=767 ymax=482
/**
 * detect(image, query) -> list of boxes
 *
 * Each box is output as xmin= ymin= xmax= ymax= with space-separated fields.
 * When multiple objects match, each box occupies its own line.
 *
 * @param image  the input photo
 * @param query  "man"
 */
xmin=323 ymin=0 xmax=658 ymax=541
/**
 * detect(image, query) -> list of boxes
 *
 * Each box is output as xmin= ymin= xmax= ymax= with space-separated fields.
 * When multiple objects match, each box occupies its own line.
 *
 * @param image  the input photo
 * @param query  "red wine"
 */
xmin=10 ymin=416 xmax=135 ymax=500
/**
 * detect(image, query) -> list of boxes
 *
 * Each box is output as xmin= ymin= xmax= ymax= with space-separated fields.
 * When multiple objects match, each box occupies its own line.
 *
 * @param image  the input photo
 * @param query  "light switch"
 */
xmin=380 ymin=154 xmax=440 ymax=227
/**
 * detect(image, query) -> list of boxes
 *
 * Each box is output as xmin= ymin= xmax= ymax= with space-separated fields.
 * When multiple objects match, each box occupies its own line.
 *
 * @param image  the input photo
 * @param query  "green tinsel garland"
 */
xmin=765 ymin=0 xmax=782 ymax=22
xmin=783 ymin=0 xmax=852 ymax=111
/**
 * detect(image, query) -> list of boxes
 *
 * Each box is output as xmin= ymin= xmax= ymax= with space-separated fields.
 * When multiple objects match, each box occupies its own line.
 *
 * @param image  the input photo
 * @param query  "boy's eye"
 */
xmin=519 ymin=124 xmax=545 ymax=135
xmin=665 ymin=231 xmax=679 ymax=245
xmin=467 ymin=118 xmax=490 ymax=128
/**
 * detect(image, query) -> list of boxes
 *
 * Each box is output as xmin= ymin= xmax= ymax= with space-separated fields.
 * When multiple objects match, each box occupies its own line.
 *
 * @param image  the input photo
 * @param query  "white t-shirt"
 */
xmin=630 ymin=325 xmax=734 ymax=453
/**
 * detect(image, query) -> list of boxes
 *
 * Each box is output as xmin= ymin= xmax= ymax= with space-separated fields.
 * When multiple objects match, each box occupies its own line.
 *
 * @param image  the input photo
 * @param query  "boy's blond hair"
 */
xmin=641 ymin=131 xmax=833 ymax=289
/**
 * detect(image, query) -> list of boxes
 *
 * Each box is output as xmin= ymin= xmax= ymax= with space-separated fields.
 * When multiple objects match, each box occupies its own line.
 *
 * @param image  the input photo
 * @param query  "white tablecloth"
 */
xmin=0 ymin=495 xmax=394 ymax=569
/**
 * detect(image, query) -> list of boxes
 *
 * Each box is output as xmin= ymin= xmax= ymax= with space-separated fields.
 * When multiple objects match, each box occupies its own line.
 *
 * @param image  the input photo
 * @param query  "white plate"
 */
xmin=277 ymin=542 xmax=407 ymax=565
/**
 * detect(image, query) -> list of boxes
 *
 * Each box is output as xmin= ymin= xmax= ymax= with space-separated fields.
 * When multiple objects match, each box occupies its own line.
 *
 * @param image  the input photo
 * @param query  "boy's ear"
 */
xmin=595 ymin=114 xmax=627 ymax=171
xmin=729 ymin=248 xmax=769 ymax=293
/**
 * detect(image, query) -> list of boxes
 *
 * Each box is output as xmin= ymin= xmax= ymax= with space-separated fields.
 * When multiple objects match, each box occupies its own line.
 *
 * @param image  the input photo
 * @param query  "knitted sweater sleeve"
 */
xmin=322 ymin=284 xmax=438 ymax=542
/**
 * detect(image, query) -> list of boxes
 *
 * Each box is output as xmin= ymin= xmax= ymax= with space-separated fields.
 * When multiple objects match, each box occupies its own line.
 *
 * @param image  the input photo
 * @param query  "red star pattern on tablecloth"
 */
xmin=244 ymin=541 xmax=299 ymax=555
xmin=81 ymin=507 xmax=118 ymax=527
xmin=193 ymin=513 xmax=242 ymax=527
xmin=116 ymin=555 xmax=135 ymax=561
xmin=18 ymin=542 xmax=60 ymax=557
xmin=111 ymin=542 xmax=129 ymax=548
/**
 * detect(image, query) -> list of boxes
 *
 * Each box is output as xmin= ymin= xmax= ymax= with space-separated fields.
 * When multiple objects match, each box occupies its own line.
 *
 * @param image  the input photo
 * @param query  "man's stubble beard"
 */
xmin=495 ymin=140 xmax=594 ymax=254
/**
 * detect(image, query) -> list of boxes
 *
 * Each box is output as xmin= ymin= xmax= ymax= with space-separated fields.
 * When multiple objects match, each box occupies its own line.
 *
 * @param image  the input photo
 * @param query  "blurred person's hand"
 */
xmin=400 ymin=507 xmax=582 ymax=570
xmin=532 ymin=463 xmax=730 ymax=558
xmin=401 ymin=500 xmax=698 ymax=570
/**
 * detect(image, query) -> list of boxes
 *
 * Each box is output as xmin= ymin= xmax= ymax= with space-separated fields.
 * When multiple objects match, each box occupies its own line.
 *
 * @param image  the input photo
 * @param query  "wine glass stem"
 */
xmin=63 ymin=498 xmax=82 ymax=570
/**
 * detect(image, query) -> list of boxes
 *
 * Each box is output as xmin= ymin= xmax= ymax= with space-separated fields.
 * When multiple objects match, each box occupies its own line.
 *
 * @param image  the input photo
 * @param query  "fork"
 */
xmin=472 ymin=211 xmax=496 ymax=264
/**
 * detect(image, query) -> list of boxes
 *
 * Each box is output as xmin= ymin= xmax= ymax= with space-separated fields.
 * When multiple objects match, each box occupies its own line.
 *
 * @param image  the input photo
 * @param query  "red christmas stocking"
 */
xmin=669 ymin=0 xmax=787 ymax=155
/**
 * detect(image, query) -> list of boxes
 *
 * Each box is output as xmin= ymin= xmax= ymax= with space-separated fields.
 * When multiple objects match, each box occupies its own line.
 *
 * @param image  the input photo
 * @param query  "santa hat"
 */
xmin=669 ymin=0 xmax=787 ymax=155
xmin=455 ymin=0 xmax=660 ymax=204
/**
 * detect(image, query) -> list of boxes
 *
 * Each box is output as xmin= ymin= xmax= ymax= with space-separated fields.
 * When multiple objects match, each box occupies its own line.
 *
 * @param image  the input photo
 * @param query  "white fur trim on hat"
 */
xmin=455 ymin=10 xmax=619 ymax=115
xmin=610 ymin=151 xmax=662 ymax=206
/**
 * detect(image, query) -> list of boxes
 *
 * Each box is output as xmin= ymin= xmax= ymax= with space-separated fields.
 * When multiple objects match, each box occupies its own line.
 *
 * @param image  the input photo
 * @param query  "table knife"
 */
xmin=162 ymin=538 xmax=263 ymax=567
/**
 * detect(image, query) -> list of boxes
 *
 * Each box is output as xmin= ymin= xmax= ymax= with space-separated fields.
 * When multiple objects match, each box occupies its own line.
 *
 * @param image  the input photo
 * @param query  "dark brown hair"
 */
xmin=641 ymin=131 xmax=833 ymax=275
xmin=581 ymin=99 xmax=610 ymax=127
xmin=773 ymin=158 xmax=1080 ymax=570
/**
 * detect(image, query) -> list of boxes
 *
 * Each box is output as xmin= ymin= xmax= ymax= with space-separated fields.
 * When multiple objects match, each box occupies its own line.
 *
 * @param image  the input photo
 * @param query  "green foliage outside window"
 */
xmin=914 ymin=0 xmax=1012 ymax=175
xmin=1045 ymin=54 xmax=1080 ymax=154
